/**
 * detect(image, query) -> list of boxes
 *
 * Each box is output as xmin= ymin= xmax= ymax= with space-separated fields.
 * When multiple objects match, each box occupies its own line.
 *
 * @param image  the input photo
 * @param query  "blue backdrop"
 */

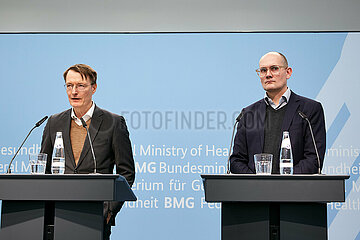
xmin=0 ymin=32 xmax=358 ymax=240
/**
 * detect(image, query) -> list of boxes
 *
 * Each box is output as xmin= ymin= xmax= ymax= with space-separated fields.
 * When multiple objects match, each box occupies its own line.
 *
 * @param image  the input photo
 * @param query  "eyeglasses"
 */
xmin=64 ymin=83 xmax=91 ymax=91
xmin=255 ymin=65 xmax=287 ymax=77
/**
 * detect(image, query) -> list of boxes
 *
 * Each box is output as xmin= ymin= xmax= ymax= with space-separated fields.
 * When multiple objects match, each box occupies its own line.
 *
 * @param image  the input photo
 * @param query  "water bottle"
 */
xmin=52 ymin=132 xmax=65 ymax=174
xmin=280 ymin=131 xmax=293 ymax=175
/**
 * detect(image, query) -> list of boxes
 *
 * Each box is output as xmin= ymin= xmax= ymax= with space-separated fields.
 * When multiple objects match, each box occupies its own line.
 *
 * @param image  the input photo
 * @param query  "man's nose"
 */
xmin=71 ymin=86 xmax=78 ymax=94
xmin=265 ymin=68 xmax=272 ymax=77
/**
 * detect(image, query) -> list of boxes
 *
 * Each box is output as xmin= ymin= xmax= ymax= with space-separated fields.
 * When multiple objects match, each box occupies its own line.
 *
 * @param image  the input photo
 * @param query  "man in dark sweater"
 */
xmin=230 ymin=52 xmax=326 ymax=174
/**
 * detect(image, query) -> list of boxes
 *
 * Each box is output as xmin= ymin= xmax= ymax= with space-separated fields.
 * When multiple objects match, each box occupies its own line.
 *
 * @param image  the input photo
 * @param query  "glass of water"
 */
xmin=29 ymin=153 xmax=47 ymax=174
xmin=254 ymin=153 xmax=273 ymax=175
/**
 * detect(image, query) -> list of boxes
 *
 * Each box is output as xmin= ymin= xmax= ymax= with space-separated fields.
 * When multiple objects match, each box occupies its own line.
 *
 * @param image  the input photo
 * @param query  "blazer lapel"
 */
xmin=76 ymin=106 xmax=103 ymax=168
xmin=63 ymin=110 xmax=76 ymax=169
xmin=281 ymin=91 xmax=300 ymax=133
xmin=258 ymin=100 xmax=266 ymax=152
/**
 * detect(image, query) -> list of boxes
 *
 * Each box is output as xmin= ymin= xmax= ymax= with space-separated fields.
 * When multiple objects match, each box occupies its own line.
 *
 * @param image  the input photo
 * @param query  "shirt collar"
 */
xmin=71 ymin=102 xmax=95 ymax=126
xmin=264 ymin=88 xmax=291 ymax=109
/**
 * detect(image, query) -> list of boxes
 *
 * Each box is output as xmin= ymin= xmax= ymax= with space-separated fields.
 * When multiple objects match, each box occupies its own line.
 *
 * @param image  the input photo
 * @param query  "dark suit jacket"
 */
xmin=230 ymin=91 xmax=326 ymax=174
xmin=41 ymin=105 xmax=135 ymax=221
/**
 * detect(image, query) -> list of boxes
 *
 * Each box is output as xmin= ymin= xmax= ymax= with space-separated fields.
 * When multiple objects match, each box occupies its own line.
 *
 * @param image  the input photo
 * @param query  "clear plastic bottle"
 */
xmin=52 ymin=132 xmax=65 ymax=174
xmin=280 ymin=131 xmax=293 ymax=175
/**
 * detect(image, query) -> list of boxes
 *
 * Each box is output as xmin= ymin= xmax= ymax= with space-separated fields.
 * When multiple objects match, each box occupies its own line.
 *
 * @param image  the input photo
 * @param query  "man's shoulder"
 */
xmin=49 ymin=109 xmax=71 ymax=121
xmin=94 ymin=106 xmax=125 ymax=122
xmin=291 ymin=92 xmax=322 ymax=107
xmin=244 ymin=99 xmax=265 ymax=112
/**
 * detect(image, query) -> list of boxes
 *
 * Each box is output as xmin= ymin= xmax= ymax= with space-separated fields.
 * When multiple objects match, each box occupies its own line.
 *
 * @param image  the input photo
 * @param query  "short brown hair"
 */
xmin=63 ymin=64 xmax=97 ymax=85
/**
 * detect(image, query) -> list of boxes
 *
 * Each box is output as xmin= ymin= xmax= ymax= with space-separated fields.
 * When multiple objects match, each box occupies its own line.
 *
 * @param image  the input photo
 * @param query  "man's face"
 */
xmin=65 ymin=70 xmax=97 ymax=112
xmin=258 ymin=53 xmax=292 ymax=93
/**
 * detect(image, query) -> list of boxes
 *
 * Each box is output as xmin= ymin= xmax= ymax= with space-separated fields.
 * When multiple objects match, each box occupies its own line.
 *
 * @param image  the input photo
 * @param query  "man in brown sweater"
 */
xmin=41 ymin=64 xmax=135 ymax=240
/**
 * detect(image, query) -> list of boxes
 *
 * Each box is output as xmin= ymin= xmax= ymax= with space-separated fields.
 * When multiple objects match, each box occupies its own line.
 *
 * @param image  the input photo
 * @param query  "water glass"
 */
xmin=254 ymin=153 xmax=273 ymax=175
xmin=29 ymin=153 xmax=47 ymax=174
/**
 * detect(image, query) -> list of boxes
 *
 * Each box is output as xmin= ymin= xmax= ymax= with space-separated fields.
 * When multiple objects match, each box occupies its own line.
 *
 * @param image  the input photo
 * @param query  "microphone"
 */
xmin=35 ymin=116 xmax=48 ymax=127
xmin=298 ymin=110 xmax=321 ymax=174
xmin=80 ymin=118 xmax=97 ymax=174
xmin=7 ymin=116 xmax=48 ymax=174
xmin=227 ymin=110 xmax=245 ymax=174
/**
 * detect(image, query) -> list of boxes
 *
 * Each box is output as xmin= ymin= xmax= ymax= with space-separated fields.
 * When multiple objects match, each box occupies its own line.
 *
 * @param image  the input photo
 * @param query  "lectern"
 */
xmin=201 ymin=174 xmax=349 ymax=240
xmin=0 ymin=174 xmax=136 ymax=240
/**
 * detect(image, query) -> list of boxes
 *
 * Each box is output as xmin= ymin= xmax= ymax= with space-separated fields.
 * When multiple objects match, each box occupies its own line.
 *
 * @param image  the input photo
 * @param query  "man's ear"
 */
xmin=92 ymin=84 xmax=97 ymax=94
xmin=286 ymin=67 xmax=293 ymax=79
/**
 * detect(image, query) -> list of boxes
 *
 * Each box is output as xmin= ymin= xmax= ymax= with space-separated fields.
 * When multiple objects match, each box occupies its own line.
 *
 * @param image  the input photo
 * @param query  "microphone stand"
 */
xmin=80 ymin=118 xmax=98 ymax=174
xmin=298 ymin=111 xmax=322 ymax=174
xmin=226 ymin=110 xmax=244 ymax=174
xmin=7 ymin=116 xmax=48 ymax=174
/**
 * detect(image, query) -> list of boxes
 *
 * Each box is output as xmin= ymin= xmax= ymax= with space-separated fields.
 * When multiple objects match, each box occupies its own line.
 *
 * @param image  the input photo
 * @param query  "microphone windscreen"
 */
xmin=80 ymin=118 xmax=87 ymax=128
xmin=236 ymin=110 xmax=245 ymax=122
xmin=298 ymin=110 xmax=308 ymax=119
xmin=35 ymin=116 xmax=48 ymax=127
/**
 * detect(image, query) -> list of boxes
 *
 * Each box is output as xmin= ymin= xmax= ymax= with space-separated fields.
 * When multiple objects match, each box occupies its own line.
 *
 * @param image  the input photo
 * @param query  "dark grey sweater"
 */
xmin=263 ymin=105 xmax=287 ymax=174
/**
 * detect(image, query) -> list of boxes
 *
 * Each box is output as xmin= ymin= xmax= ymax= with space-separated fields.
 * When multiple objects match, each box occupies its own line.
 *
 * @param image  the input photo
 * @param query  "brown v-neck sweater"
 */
xmin=70 ymin=119 xmax=91 ymax=165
